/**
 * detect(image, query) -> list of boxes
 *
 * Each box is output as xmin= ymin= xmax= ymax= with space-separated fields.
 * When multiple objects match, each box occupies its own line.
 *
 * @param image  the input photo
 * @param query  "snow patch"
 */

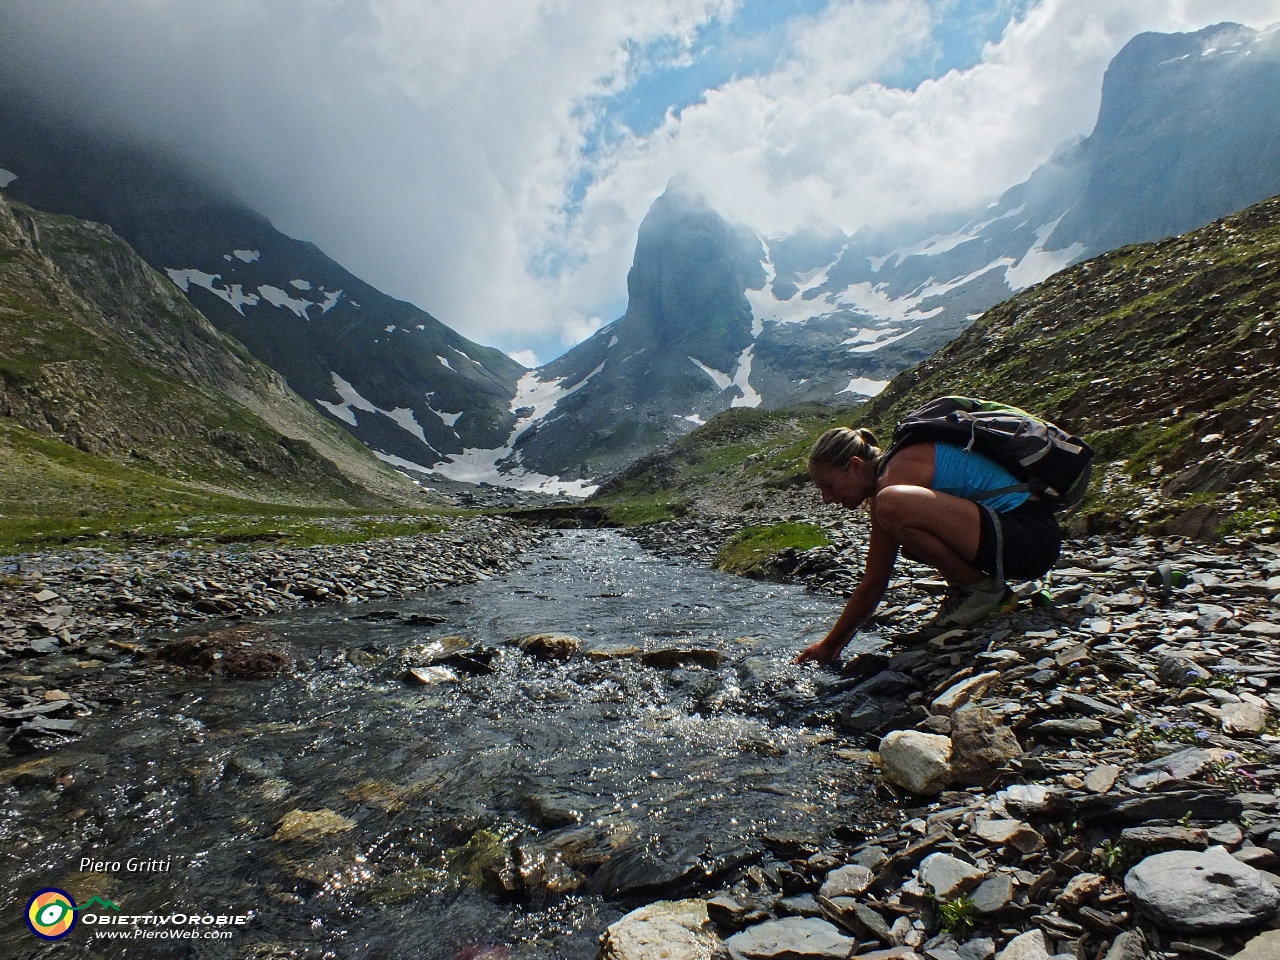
xmin=258 ymin=284 xmax=314 ymax=320
xmin=385 ymin=325 xmax=396 ymax=333
xmin=0 ymin=169 xmax=18 ymax=188
xmin=290 ymin=279 xmax=312 ymax=290
xmin=166 ymin=268 xmax=260 ymax=315
xmin=847 ymin=326 xmax=919 ymax=354
xmin=320 ymin=289 xmax=342 ymax=313
xmin=426 ymin=364 xmax=607 ymax=497
xmin=316 ymin=372 xmax=435 ymax=450
xmin=373 ymin=451 xmax=434 ymax=474
xmin=437 ymin=355 xmax=453 ymax=370
xmin=232 ymin=249 xmax=259 ymax=263
xmin=688 ymin=356 xmax=732 ymax=391
xmin=838 ymin=377 xmax=890 ymax=397
xmin=729 ymin=344 xmax=761 ymax=408
xmin=608 ymin=336 xmax=619 ymax=348
xmin=684 ymin=414 xmax=706 ymax=426
xmin=431 ymin=407 xmax=463 ymax=428
xmin=1004 ymin=216 xmax=1086 ymax=291
xmin=315 ymin=371 xmax=380 ymax=426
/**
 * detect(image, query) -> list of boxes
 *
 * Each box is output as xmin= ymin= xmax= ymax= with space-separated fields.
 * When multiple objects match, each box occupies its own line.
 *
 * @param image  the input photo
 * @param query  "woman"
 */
xmin=795 ymin=426 xmax=1060 ymax=666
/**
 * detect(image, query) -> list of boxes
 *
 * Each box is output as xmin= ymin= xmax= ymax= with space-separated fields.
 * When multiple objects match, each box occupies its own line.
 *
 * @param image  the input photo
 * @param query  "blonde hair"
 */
xmin=808 ymin=427 xmax=881 ymax=468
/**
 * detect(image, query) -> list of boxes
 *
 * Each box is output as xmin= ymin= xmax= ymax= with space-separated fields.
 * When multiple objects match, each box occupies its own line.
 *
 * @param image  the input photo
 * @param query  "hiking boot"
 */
xmin=930 ymin=578 xmax=1017 ymax=629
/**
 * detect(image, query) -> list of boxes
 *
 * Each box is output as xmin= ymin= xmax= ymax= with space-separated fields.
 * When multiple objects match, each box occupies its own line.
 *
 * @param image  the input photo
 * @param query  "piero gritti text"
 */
xmin=80 ymin=856 xmax=173 ymax=873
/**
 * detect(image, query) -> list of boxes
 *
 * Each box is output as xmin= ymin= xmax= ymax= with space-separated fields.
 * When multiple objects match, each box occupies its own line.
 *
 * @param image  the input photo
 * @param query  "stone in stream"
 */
xmin=273 ymin=809 xmax=356 ymax=842
xmin=1125 ymin=849 xmax=1280 ymax=932
xmin=949 ymin=707 xmax=1022 ymax=786
xmin=403 ymin=665 xmax=458 ymax=686
xmin=599 ymin=899 xmax=721 ymax=960
xmin=818 ymin=863 xmax=873 ymax=899
xmin=640 ymin=648 xmax=724 ymax=670
xmin=590 ymin=831 xmax=712 ymax=900
xmin=722 ymin=917 xmax=855 ymax=960
xmin=516 ymin=633 xmax=581 ymax=659
xmin=879 ymin=730 xmax=952 ymax=795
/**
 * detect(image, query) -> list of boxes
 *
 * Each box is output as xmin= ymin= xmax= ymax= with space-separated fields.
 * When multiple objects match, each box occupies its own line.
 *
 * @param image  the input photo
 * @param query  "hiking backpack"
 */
xmin=883 ymin=396 xmax=1093 ymax=511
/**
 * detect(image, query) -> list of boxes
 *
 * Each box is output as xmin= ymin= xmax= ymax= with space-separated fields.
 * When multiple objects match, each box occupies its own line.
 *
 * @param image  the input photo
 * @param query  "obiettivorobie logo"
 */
xmin=25 ymin=887 xmax=250 ymax=942
xmin=25 ymin=889 xmax=119 ymax=940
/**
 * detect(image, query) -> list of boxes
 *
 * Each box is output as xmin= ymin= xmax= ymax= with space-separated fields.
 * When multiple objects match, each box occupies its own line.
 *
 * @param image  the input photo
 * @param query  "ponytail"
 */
xmin=808 ymin=427 xmax=881 ymax=469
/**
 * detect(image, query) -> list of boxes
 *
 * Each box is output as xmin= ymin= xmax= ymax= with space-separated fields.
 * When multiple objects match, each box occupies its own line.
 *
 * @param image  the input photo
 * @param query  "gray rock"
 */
xmin=1223 ymin=701 xmax=1268 ymax=735
xmin=1104 ymin=930 xmax=1147 ymax=960
xmin=1084 ymin=764 xmax=1122 ymax=793
xmin=1120 ymin=825 xmax=1209 ymax=852
xmin=879 ymin=730 xmax=953 ymax=795
xmin=995 ymin=929 xmax=1049 ymax=960
xmin=950 ymin=707 xmax=1022 ymax=786
xmin=1076 ymin=789 xmax=1243 ymax=826
xmin=932 ymin=671 xmax=1001 ymax=714
xmin=818 ymin=864 xmax=873 ymax=899
xmin=1209 ymin=823 xmax=1245 ymax=849
xmin=1231 ymin=930 xmax=1280 ymax=960
xmin=723 ymin=917 xmax=855 ymax=960
xmin=919 ymin=853 xmax=986 ymax=900
xmin=853 ymin=903 xmax=893 ymax=944
xmin=958 ymin=939 xmax=996 ymax=960
xmin=971 ymin=874 xmax=1014 ymax=914
xmin=1159 ymin=655 xmax=1212 ymax=687
xmin=1125 ymin=849 xmax=1280 ymax=932
xmin=600 ymin=899 xmax=721 ymax=960
xmin=1029 ymin=717 xmax=1104 ymax=738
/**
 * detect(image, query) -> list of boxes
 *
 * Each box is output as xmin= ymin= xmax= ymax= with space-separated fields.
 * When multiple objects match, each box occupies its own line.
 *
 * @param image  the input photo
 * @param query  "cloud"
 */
xmin=2 ymin=0 xmax=1279 ymax=363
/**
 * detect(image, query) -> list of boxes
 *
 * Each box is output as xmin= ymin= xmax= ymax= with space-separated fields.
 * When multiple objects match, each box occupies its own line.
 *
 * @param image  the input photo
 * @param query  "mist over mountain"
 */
xmin=0 ymin=102 xmax=542 ymax=489
xmin=2 ymin=22 xmax=1278 ymax=497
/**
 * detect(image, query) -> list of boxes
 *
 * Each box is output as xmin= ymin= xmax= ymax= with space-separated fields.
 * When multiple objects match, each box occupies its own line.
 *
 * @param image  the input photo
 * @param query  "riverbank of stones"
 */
xmin=607 ymin=515 xmax=1280 ymax=960
xmin=0 ymin=517 xmax=544 ymax=754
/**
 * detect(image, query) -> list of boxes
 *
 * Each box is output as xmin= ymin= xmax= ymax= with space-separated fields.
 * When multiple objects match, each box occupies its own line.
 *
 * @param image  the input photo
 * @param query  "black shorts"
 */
xmin=974 ymin=499 xmax=1061 ymax=583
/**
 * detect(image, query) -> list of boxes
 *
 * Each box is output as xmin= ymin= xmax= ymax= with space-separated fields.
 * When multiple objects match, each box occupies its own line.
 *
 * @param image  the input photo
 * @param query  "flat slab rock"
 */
xmin=1125 ymin=849 xmax=1280 ymax=932
xmin=599 ymin=899 xmax=721 ymax=960
xmin=724 ymin=917 xmax=855 ymax=960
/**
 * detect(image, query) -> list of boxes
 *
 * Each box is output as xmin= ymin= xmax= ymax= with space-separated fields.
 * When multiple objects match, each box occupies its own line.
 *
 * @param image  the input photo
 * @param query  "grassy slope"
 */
xmin=589 ymin=403 xmax=863 ymax=523
xmin=592 ymin=195 xmax=1280 ymax=540
xmin=0 ymin=195 xmax=444 ymax=553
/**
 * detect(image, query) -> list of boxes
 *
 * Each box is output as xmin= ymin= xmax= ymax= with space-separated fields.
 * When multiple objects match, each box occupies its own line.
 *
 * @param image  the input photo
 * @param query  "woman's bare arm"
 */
xmin=795 ymin=515 xmax=898 ymax=665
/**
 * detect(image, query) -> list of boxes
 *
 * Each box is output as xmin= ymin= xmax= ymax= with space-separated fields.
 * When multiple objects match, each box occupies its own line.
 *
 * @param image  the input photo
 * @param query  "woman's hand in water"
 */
xmin=794 ymin=639 xmax=841 ymax=667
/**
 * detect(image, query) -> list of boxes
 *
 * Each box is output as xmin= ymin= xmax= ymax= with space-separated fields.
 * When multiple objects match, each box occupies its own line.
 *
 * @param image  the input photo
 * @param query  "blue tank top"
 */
xmin=931 ymin=442 xmax=1030 ymax=513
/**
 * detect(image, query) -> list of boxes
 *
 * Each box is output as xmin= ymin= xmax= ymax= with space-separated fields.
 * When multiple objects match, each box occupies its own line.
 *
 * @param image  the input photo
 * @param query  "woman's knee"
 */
xmin=874 ymin=485 xmax=922 ymax=534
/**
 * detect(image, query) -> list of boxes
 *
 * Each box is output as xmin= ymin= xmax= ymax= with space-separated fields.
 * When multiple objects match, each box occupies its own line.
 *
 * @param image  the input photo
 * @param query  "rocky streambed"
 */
xmin=5 ymin=513 xmax=1280 ymax=960
xmin=0 ymin=515 xmax=543 ymax=750
xmin=610 ymin=514 xmax=1280 ymax=960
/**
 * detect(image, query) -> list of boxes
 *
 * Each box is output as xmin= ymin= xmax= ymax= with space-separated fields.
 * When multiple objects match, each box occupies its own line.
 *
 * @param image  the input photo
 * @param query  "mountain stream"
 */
xmin=2 ymin=529 xmax=887 ymax=958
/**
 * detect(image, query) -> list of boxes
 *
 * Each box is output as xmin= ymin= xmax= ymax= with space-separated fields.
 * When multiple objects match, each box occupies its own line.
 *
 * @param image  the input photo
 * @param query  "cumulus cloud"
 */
xmin=1 ymin=0 xmax=1278 ymax=362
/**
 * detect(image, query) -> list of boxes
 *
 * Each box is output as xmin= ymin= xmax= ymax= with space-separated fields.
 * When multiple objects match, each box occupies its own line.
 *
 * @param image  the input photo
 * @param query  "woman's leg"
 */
xmin=874 ymin=484 xmax=984 ymax=585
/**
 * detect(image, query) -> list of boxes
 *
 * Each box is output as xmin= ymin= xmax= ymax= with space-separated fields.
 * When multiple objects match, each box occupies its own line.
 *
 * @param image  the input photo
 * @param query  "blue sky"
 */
xmin=3 ymin=0 xmax=1279 ymax=364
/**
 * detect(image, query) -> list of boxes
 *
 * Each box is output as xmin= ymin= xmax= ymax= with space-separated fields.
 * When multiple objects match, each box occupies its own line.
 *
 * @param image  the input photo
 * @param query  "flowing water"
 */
xmin=2 ymin=530 xmax=887 ymax=958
